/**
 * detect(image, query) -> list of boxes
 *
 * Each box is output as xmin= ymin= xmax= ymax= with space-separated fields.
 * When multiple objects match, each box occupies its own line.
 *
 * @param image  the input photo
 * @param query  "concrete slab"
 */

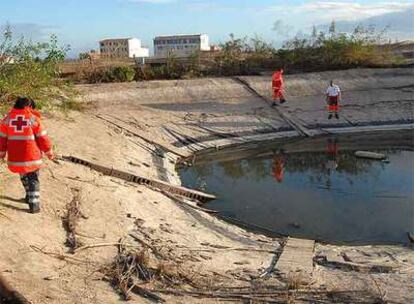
xmin=276 ymin=237 xmax=315 ymax=283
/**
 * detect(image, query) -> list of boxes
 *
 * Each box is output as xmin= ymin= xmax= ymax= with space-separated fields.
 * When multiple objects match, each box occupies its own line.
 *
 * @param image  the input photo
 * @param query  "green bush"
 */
xmin=106 ymin=66 xmax=135 ymax=82
xmin=134 ymin=55 xmax=193 ymax=81
xmin=83 ymin=66 xmax=136 ymax=83
xmin=0 ymin=24 xmax=77 ymax=112
xmin=279 ymin=23 xmax=394 ymax=71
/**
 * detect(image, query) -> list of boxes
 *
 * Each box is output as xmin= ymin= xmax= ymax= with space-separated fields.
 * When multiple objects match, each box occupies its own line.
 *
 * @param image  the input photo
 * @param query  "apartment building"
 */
xmin=99 ymin=38 xmax=149 ymax=58
xmin=153 ymin=34 xmax=210 ymax=58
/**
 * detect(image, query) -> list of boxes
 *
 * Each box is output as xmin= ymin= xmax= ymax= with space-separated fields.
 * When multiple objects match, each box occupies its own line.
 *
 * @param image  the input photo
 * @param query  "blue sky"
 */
xmin=1 ymin=0 xmax=413 ymax=57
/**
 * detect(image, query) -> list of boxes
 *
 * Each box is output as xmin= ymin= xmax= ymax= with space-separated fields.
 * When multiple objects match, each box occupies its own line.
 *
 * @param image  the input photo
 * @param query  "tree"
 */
xmin=329 ymin=20 xmax=336 ymax=36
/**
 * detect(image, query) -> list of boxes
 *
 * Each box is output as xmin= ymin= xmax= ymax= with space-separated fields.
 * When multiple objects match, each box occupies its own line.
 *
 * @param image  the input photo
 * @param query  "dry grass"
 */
xmin=59 ymin=58 xmax=135 ymax=82
xmin=102 ymin=238 xmax=385 ymax=303
xmin=62 ymin=188 xmax=83 ymax=252
xmin=102 ymin=241 xmax=198 ymax=302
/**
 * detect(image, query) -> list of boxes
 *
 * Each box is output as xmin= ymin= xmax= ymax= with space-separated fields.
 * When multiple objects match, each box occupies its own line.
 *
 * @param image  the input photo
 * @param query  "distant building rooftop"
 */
xmin=154 ymin=34 xmax=207 ymax=39
xmin=99 ymin=38 xmax=135 ymax=42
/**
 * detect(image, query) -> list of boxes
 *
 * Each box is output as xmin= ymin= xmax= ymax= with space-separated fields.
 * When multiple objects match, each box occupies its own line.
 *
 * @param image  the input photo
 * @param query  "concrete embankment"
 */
xmin=80 ymin=67 xmax=413 ymax=157
xmin=77 ymin=67 xmax=414 ymax=303
xmin=0 ymin=68 xmax=412 ymax=304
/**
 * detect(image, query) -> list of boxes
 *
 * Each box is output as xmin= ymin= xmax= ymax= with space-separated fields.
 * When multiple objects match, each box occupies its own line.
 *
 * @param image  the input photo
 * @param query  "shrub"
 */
xmin=134 ymin=55 xmax=191 ymax=81
xmin=107 ymin=66 xmax=135 ymax=82
xmin=279 ymin=23 xmax=395 ymax=71
xmin=0 ymin=24 xmax=77 ymax=112
xmin=82 ymin=66 xmax=136 ymax=83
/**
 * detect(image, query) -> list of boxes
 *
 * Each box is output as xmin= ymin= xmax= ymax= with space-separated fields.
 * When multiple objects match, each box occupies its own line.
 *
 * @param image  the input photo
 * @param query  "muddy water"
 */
xmin=180 ymin=133 xmax=414 ymax=245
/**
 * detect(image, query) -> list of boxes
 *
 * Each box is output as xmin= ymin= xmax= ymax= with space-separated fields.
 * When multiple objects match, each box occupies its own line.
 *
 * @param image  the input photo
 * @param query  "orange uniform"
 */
xmin=272 ymin=71 xmax=284 ymax=100
xmin=0 ymin=107 xmax=52 ymax=174
xmin=272 ymin=155 xmax=285 ymax=183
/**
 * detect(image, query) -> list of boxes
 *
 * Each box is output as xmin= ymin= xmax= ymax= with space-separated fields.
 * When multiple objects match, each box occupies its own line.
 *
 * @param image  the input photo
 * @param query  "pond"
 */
xmin=180 ymin=131 xmax=414 ymax=245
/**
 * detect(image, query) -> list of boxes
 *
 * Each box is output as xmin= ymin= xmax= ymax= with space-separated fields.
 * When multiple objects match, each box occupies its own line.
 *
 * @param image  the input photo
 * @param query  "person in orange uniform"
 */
xmin=272 ymin=151 xmax=286 ymax=183
xmin=0 ymin=97 xmax=54 ymax=213
xmin=271 ymin=69 xmax=286 ymax=106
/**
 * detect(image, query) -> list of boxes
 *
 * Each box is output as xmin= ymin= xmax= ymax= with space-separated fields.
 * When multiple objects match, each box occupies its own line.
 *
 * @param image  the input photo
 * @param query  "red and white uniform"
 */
xmin=0 ymin=108 xmax=52 ymax=174
xmin=326 ymin=85 xmax=341 ymax=113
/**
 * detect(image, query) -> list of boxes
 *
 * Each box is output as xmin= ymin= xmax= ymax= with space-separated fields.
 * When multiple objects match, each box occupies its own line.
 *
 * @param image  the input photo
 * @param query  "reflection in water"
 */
xmin=325 ymin=138 xmax=338 ymax=189
xmin=272 ymin=150 xmax=286 ymax=183
xmin=180 ymin=138 xmax=414 ymax=245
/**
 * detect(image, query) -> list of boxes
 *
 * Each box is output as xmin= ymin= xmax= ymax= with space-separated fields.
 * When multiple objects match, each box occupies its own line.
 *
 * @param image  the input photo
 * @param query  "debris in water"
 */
xmin=354 ymin=151 xmax=386 ymax=160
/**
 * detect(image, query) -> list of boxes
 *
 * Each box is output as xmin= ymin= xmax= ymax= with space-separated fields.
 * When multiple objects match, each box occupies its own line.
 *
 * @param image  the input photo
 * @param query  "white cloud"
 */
xmin=302 ymin=1 xmax=414 ymax=19
xmin=267 ymin=1 xmax=414 ymax=21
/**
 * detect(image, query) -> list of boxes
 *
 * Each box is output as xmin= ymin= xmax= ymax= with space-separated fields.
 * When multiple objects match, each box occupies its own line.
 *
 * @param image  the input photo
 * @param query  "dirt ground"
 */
xmin=0 ymin=68 xmax=413 ymax=304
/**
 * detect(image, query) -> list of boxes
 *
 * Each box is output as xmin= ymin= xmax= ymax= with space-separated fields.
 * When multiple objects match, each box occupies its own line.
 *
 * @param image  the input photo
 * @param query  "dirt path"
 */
xmin=0 ymin=68 xmax=413 ymax=303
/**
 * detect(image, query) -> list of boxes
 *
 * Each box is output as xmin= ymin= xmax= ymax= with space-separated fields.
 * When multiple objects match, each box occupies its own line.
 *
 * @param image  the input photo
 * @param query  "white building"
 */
xmin=99 ymin=38 xmax=149 ymax=59
xmin=153 ymin=34 xmax=210 ymax=58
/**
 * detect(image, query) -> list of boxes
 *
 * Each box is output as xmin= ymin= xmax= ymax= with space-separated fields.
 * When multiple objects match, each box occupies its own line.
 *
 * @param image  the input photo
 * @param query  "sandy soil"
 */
xmin=0 ymin=68 xmax=413 ymax=304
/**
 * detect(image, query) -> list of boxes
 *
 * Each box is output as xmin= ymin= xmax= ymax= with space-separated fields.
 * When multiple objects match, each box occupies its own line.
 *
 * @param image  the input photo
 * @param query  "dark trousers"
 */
xmin=20 ymin=170 xmax=40 ymax=206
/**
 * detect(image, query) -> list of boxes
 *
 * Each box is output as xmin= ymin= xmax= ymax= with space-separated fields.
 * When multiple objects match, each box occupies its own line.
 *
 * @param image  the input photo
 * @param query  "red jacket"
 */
xmin=272 ymin=71 xmax=284 ymax=90
xmin=0 ymin=107 xmax=52 ymax=173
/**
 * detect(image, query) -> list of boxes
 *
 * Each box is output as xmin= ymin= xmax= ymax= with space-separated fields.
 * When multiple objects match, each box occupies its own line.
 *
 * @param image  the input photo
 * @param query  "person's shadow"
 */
xmin=0 ymin=196 xmax=28 ymax=212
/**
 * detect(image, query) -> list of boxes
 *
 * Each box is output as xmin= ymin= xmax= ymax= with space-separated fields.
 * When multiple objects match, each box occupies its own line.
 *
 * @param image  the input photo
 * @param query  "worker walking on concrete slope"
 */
xmin=326 ymin=80 xmax=341 ymax=119
xmin=271 ymin=68 xmax=286 ymax=106
xmin=0 ymin=97 xmax=54 ymax=214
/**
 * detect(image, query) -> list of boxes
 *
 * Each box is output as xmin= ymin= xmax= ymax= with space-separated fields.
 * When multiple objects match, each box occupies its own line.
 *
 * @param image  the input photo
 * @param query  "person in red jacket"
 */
xmin=271 ymin=69 xmax=286 ymax=106
xmin=0 ymin=97 xmax=54 ymax=213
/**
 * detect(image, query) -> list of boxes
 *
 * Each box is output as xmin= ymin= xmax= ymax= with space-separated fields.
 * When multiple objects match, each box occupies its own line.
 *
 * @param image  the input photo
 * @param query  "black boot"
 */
xmin=280 ymin=99 xmax=287 ymax=104
xmin=335 ymin=113 xmax=339 ymax=119
xmin=29 ymin=202 xmax=40 ymax=214
xmin=328 ymin=114 xmax=332 ymax=119
xmin=271 ymin=101 xmax=277 ymax=107
xmin=25 ymin=170 xmax=41 ymax=214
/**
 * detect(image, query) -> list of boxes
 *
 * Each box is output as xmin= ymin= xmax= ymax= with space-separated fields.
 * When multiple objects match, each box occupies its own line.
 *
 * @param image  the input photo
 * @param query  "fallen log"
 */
xmin=0 ymin=274 xmax=30 ymax=304
xmin=354 ymin=151 xmax=387 ymax=160
xmin=130 ymin=284 xmax=165 ymax=303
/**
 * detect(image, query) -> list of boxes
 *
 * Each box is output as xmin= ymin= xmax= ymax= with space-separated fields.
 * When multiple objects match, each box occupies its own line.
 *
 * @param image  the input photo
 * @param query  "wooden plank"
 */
xmin=233 ymin=77 xmax=313 ymax=137
xmin=275 ymin=237 xmax=315 ymax=283
xmin=61 ymin=155 xmax=216 ymax=202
